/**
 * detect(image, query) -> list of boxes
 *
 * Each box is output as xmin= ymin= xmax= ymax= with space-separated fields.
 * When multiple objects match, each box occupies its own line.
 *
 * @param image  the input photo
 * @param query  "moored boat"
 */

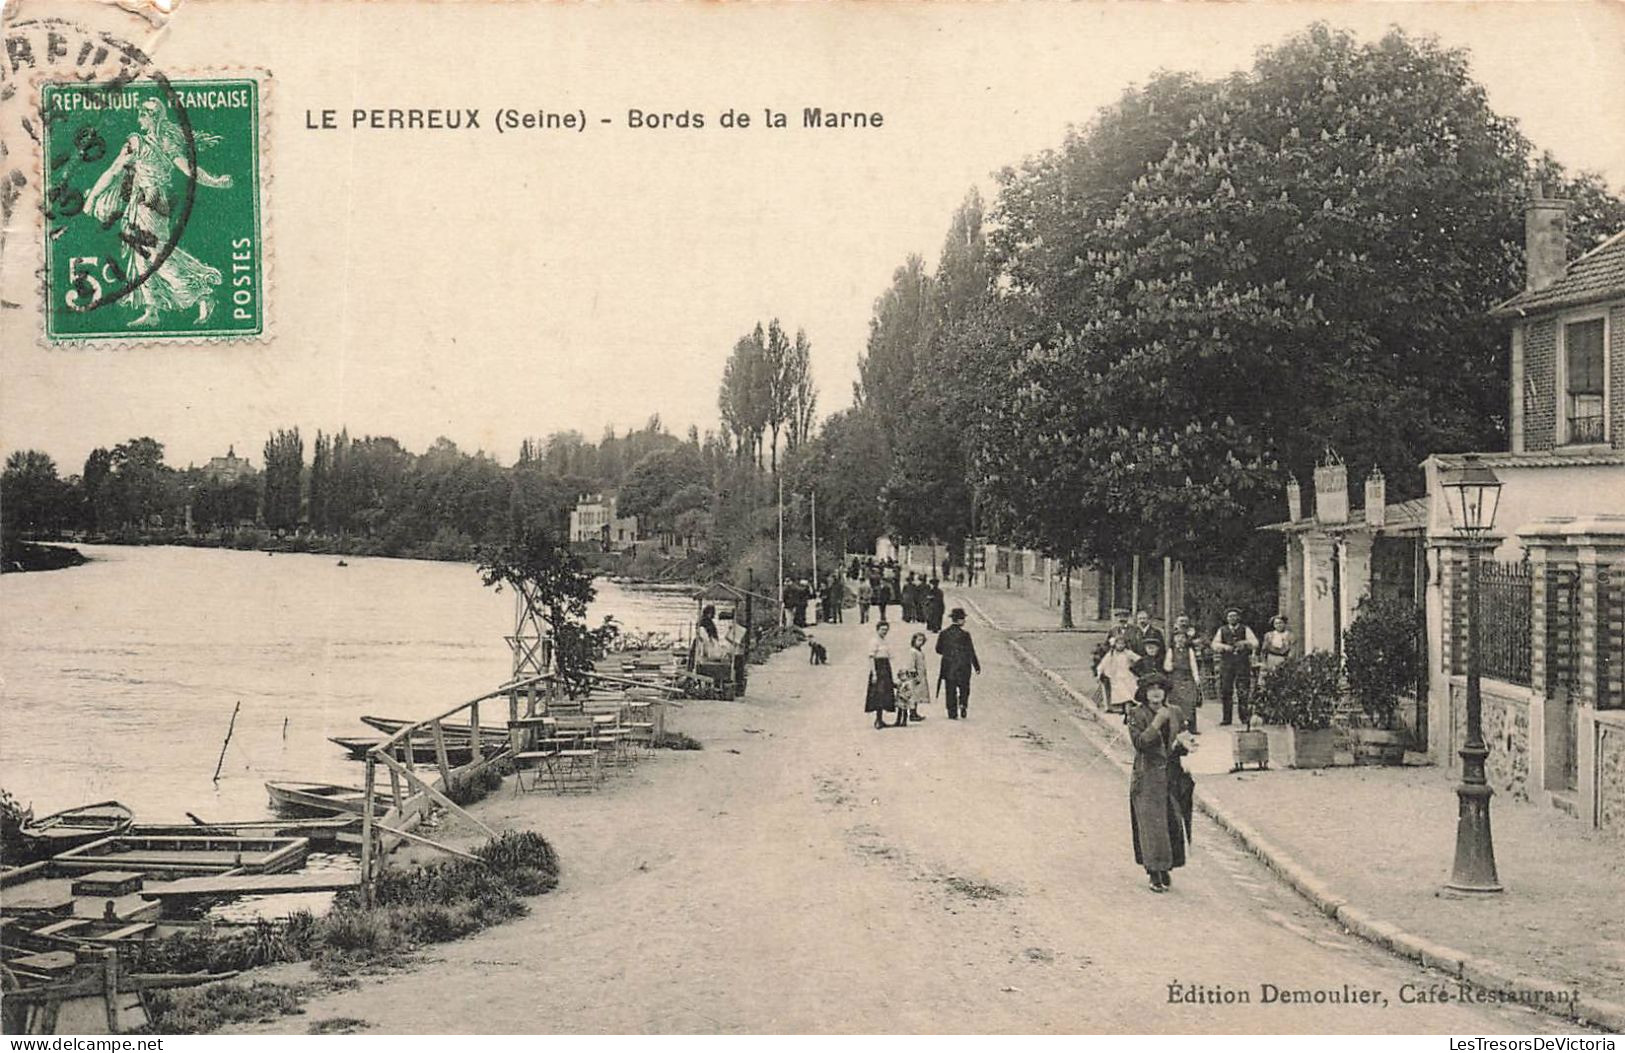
xmin=18 ymin=801 xmax=133 ymax=859
xmin=265 ymin=780 xmax=394 ymax=817
xmin=327 ymin=735 xmax=480 ymax=764
xmin=357 ymin=715 xmax=508 ymax=741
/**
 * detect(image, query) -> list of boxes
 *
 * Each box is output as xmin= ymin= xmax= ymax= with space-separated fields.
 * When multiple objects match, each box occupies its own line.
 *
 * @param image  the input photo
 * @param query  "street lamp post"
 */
xmin=1441 ymin=455 xmax=1504 ymax=894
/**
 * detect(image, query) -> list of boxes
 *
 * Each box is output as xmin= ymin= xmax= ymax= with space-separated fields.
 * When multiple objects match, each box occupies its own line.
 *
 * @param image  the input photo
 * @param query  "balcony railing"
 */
xmin=1565 ymin=414 xmax=1606 ymax=445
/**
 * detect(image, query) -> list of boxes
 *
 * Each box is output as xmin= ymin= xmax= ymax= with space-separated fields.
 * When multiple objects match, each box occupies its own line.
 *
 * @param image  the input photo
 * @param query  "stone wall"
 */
xmin=1599 ymin=717 xmax=1625 ymax=838
xmin=1450 ymin=678 xmax=1532 ymax=801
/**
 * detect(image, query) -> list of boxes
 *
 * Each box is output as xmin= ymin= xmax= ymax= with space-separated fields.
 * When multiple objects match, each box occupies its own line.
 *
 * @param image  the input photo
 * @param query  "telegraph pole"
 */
xmin=777 ymin=473 xmax=785 ymax=626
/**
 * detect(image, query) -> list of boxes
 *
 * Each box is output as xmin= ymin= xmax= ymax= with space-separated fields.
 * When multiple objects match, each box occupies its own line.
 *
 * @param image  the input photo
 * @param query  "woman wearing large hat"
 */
xmin=1126 ymin=674 xmax=1193 ymax=892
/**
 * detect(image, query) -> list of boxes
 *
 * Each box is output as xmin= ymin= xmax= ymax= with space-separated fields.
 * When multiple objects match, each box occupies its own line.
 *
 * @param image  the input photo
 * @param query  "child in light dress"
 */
xmin=1095 ymin=634 xmax=1141 ymax=713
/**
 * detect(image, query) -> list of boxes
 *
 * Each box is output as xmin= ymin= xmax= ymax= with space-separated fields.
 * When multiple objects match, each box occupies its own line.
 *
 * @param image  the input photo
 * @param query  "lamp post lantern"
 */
xmin=1440 ymin=455 xmax=1504 ymax=894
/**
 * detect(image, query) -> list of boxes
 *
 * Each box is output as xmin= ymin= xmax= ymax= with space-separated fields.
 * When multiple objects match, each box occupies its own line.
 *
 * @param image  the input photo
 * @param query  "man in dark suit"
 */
xmin=935 ymin=607 xmax=982 ymax=719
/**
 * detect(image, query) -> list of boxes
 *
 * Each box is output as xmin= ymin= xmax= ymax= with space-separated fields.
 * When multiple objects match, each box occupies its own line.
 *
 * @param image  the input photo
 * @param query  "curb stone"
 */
xmin=999 ymin=623 xmax=1616 ymax=1034
xmin=1575 ymin=996 xmax=1625 ymax=1033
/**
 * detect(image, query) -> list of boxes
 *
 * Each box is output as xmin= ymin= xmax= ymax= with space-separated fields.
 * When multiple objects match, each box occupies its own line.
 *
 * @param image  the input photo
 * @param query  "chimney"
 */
xmin=1525 ymin=184 xmax=1572 ymax=293
xmin=1364 ymin=467 xmax=1386 ymax=529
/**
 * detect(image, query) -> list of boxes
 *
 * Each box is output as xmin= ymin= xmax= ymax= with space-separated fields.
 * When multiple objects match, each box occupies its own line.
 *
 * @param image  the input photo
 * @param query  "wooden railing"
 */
xmin=356 ymin=668 xmax=685 ymax=901
xmin=358 ymin=673 xmax=552 ymax=902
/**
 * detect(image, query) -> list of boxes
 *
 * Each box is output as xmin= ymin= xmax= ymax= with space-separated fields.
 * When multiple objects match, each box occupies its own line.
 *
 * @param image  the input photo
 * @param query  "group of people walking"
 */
xmin=837 ymin=577 xmax=1305 ymax=894
xmin=863 ymin=606 xmax=980 ymax=728
xmin=851 ymin=560 xmax=946 ymax=630
xmin=1094 ymin=607 xmax=1295 ymax=731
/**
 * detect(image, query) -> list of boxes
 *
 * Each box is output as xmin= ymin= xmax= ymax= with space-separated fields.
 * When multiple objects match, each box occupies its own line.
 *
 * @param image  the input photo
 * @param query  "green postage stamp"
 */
xmin=41 ymin=75 xmax=264 ymax=342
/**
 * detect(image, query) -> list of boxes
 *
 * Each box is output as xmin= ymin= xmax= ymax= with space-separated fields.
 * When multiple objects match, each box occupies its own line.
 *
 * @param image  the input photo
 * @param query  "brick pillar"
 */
xmin=1518 ymin=517 xmax=1625 ymax=829
xmin=1429 ymin=534 xmax=1501 ymax=776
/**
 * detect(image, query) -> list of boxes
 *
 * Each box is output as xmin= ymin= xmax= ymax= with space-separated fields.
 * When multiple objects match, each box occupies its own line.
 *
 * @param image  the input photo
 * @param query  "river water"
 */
xmin=0 ymin=544 xmax=697 ymax=823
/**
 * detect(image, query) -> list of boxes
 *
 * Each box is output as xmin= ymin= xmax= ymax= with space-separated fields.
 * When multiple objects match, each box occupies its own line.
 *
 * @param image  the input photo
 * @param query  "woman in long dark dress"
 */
xmin=865 ymin=621 xmax=898 ymax=730
xmin=1126 ymin=676 xmax=1189 ymax=892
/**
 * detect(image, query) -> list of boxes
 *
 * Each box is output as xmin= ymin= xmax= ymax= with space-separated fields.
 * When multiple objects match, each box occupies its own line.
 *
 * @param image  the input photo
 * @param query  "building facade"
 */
xmin=1423 ymin=196 xmax=1625 ymax=836
xmin=569 ymin=493 xmax=639 ymax=551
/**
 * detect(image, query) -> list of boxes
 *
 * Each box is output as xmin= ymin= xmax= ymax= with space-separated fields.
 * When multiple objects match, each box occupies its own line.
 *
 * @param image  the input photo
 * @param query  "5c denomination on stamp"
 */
xmin=41 ymin=75 xmax=264 ymax=342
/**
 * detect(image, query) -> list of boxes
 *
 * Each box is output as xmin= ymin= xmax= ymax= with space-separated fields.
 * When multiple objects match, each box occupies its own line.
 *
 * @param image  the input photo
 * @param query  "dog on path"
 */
xmin=808 ymin=638 xmax=828 ymax=665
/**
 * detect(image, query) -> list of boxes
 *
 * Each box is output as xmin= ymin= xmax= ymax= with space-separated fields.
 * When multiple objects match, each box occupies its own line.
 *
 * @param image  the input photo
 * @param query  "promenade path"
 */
xmin=246 ymin=597 xmax=1582 ymax=1034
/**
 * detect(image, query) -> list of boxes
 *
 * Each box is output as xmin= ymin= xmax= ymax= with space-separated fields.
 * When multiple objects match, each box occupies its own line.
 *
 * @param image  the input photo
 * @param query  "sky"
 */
xmin=3 ymin=0 xmax=1625 ymax=472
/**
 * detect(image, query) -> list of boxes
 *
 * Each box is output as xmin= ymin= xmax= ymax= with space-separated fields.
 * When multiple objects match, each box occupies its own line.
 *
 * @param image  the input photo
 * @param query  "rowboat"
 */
xmin=132 ymin=816 xmax=361 ymax=848
xmin=358 ymin=715 xmax=509 ymax=741
xmin=327 ymin=735 xmax=480 ymax=764
xmin=265 ymin=781 xmax=394 ymax=817
xmin=19 ymin=802 xmax=133 ymax=859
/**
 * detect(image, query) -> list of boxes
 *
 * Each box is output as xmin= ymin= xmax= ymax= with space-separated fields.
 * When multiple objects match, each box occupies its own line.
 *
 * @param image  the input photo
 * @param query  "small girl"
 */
xmin=896 ymin=631 xmax=931 ymax=724
xmin=1095 ymin=634 xmax=1141 ymax=713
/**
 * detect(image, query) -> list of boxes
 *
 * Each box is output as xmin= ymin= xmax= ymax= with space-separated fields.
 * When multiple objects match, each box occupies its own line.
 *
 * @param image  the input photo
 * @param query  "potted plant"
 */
xmin=1342 ymin=596 xmax=1424 ymax=766
xmin=1253 ymin=650 xmax=1341 ymax=768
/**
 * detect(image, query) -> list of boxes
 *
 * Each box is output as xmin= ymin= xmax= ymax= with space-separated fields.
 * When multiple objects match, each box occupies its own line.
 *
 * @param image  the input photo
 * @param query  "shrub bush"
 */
xmin=1253 ymin=650 xmax=1342 ymax=731
xmin=1343 ymin=595 xmax=1424 ymax=730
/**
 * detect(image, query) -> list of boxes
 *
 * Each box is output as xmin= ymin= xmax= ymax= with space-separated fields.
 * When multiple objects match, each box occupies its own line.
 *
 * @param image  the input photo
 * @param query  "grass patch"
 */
xmin=308 ymin=1017 xmax=371 ymax=1034
xmin=134 ymin=831 xmax=560 ymax=1032
xmin=652 ymin=731 xmax=703 ymax=750
xmin=143 ymin=980 xmax=307 ymax=1034
xmin=446 ymin=763 xmax=508 ymax=806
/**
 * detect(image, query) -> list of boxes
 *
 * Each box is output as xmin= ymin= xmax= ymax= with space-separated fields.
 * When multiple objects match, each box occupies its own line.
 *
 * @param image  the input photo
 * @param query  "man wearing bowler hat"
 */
xmin=935 ymin=607 xmax=981 ymax=719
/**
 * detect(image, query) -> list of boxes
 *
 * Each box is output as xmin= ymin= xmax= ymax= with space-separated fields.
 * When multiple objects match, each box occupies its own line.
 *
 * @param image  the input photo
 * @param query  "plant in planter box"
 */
xmin=1253 ymin=651 xmax=1341 ymax=767
xmin=1343 ymin=596 xmax=1423 ymax=730
xmin=1342 ymin=596 xmax=1422 ymax=765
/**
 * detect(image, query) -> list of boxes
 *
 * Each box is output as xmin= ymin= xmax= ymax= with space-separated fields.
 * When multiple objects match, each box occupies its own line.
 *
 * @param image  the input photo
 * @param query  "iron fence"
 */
xmin=1478 ymin=560 xmax=1532 ymax=687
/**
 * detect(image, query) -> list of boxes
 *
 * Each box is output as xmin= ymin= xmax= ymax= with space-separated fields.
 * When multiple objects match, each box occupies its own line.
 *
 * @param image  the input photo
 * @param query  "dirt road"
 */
xmin=252 ymin=599 xmax=1573 ymax=1034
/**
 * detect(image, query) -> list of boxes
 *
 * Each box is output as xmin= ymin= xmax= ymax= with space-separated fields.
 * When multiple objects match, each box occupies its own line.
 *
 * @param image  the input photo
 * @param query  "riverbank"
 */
xmin=1 ymin=540 xmax=89 ymax=573
xmin=41 ymin=531 xmax=727 ymax=584
xmin=223 ymin=596 xmax=1567 ymax=1035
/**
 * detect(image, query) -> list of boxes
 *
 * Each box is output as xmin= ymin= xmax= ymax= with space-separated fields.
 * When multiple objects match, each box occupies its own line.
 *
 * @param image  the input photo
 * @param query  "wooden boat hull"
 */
xmin=18 ymin=802 xmax=133 ymax=862
xmin=327 ymin=736 xmax=482 ymax=764
xmin=265 ymin=781 xmax=393 ymax=817
xmin=130 ymin=818 xmax=360 ymax=849
xmin=358 ymin=716 xmax=508 ymax=741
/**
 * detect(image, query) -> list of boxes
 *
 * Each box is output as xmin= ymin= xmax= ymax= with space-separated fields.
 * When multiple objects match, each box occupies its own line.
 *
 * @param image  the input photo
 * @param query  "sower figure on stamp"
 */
xmin=85 ymin=98 xmax=234 ymax=328
xmin=934 ymin=607 xmax=980 ymax=719
xmin=1210 ymin=606 xmax=1259 ymax=726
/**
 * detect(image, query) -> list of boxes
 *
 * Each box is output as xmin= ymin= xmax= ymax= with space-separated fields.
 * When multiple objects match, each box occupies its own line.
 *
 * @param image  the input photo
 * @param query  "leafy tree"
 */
xmin=2 ymin=450 xmax=72 ymax=543
xmin=309 ymin=431 xmax=332 ymax=533
xmin=262 ymin=428 xmax=304 ymax=531
xmin=81 ymin=447 xmax=114 ymax=531
xmin=787 ymin=328 xmax=818 ymax=451
xmin=614 ymin=446 xmax=707 ymax=533
xmin=976 ymin=22 xmax=1625 ymax=574
xmin=475 ymin=520 xmax=609 ymax=696
xmin=855 ymin=255 xmax=936 ymax=447
xmin=791 ymin=407 xmax=889 ymax=554
xmin=762 ymin=319 xmax=795 ymax=472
